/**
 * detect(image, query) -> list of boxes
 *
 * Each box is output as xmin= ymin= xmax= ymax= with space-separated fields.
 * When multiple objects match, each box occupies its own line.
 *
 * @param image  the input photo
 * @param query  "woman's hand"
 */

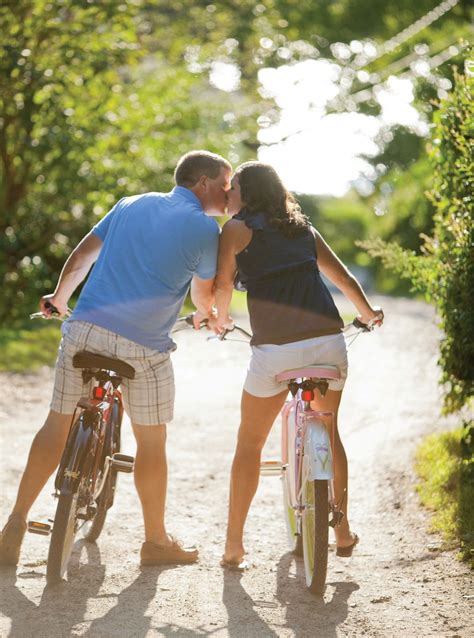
xmin=213 ymin=314 xmax=235 ymax=335
xmin=358 ymin=306 xmax=384 ymax=328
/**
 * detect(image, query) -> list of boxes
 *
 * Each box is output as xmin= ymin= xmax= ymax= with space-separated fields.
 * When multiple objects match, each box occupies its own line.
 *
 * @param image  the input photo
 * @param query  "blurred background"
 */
xmin=0 ymin=0 xmax=471 ymax=324
xmin=0 ymin=0 xmax=472 ymax=566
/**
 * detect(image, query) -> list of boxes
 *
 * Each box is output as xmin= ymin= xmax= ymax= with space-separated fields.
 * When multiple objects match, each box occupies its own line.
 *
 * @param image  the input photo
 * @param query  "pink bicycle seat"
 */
xmin=276 ymin=365 xmax=341 ymax=383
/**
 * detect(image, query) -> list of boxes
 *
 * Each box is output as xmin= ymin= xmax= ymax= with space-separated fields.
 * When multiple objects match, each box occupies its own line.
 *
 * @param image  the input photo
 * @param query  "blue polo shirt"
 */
xmin=70 ymin=187 xmax=220 ymax=351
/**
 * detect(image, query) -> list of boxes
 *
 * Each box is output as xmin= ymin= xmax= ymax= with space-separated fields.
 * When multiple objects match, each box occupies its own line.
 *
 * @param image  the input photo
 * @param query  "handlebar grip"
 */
xmin=353 ymin=317 xmax=372 ymax=332
xmin=44 ymin=301 xmax=59 ymax=316
xmin=185 ymin=313 xmax=209 ymax=328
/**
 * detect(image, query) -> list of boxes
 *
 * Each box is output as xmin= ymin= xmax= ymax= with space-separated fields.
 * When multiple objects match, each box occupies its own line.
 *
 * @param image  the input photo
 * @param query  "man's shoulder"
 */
xmin=186 ymin=214 xmax=220 ymax=240
xmin=122 ymin=192 xmax=168 ymax=206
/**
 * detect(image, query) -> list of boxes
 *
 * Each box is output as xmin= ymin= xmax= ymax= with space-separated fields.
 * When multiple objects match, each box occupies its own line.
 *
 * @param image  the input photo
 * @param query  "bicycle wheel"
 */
xmin=282 ymin=473 xmax=303 ymax=555
xmin=301 ymin=478 xmax=329 ymax=595
xmin=47 ymin=412 xmax=96 ymax=583
xmin=82 ymin=398 xmax=121 ymax=542
xmin=281 ymin=405 xmax=303 ymax=555
xmin=46 ymin=492 xmax=80 ymax=584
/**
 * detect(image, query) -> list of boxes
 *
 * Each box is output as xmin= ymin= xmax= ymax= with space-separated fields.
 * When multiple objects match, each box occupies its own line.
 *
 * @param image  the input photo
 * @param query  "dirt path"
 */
xmin=0 ymin=296 xmax=472 ymax=637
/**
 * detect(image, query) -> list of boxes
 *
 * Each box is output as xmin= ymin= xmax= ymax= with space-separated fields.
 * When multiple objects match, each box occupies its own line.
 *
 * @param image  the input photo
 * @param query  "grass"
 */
xmin=415 ymin=422 xmax=474 ymax=567
xmin=0 ymin=323 xmax=62 ymax=372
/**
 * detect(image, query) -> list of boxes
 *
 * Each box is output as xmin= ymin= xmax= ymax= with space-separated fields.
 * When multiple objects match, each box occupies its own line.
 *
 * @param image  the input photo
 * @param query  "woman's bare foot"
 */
xmin=334 ymin=520 xmax=357 ymax=548
xmin=335 ymin=530 xmax=359 ymax=548
xmin=223 ymin=540 xmax=245 ymax=564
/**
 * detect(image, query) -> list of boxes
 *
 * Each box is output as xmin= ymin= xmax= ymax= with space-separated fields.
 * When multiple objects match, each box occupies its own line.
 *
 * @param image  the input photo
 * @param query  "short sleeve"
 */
xmin=91 ymin=197 xmax=125 ymax=241
xmin=195 ymin=223 xmax=220 ymax=280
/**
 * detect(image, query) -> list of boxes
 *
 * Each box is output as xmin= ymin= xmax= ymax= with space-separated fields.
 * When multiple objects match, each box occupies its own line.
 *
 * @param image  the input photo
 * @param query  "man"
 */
xmin=0 ymin=150 xmax=231 ymax=567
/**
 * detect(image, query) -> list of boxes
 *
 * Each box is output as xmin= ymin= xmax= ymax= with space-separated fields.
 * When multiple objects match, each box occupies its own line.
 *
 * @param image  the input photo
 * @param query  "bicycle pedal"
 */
xmin=260 ymin=460 xmax=283 ymax=476
xmin=110 ymin=453 xmax=134 ymax=473
xmin=28 ymin=521 xmax=52 ymax=536
xmin=329 ymin=511 xmax=345 ymax=528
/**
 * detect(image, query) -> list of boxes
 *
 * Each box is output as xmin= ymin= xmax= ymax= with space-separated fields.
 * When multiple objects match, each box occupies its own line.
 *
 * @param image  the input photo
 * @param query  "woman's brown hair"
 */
xmin=235 ymin=161 xmax=309 ymax=236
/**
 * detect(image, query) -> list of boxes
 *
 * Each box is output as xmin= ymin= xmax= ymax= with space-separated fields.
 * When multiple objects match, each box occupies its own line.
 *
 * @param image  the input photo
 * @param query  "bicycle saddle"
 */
xmin=72 ymin=351 xmax=136 ymax=379
xmin=276 ymin=365 xmax=340 ymax=383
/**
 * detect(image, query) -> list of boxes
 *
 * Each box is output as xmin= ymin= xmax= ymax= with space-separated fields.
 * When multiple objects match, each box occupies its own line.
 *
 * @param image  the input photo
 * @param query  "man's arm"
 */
xmin=40 ymin=232 xmax=103 ymax=317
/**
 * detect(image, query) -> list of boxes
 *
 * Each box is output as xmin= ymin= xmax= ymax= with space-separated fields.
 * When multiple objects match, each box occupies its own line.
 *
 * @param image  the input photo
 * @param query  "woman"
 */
xmin=214 ymin=161 xmax=383 ymax=570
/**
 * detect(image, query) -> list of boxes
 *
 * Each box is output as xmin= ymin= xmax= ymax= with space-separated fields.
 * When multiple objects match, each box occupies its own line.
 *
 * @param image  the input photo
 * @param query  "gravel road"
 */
xmin=0 ymin=296 xmax=472 ymax=637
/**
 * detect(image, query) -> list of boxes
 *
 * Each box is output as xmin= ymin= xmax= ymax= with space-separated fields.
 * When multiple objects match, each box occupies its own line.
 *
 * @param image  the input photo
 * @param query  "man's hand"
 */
xmin=192 ymin=310 xmax=211 ymax=330
xmin=39 ymin=294 xmax=69 ymax=318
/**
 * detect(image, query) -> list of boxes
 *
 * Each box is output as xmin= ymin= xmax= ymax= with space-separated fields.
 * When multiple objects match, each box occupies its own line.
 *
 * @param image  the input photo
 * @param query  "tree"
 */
xmin=361 ymin=67 xmax=473 ymax=413
xmin=0 ymin=1 xmax=257 ymax=325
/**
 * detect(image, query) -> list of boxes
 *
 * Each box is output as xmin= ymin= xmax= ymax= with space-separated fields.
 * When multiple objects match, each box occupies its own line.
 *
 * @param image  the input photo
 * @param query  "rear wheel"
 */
xmin=46 ymin=493 xmax=80 ymax=584
xmin=301 ymin=478 xmax=329 ymax=595
xmin=83 ymin=400 xmax=122 ymax=543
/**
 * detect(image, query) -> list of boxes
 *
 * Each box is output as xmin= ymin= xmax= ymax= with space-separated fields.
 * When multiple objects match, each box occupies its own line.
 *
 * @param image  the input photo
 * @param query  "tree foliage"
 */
xmin=1 ymin=1 xmax=470 ymax=326
xmin=362 ymin=67 xmax=474 ymax=413
xmin=0 ymin=1 xmax=256 ymax=325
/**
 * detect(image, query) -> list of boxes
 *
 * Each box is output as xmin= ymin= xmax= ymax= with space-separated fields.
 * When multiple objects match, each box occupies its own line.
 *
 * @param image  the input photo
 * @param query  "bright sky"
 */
xmin=210 ymin=58 xmax=426 ymax=196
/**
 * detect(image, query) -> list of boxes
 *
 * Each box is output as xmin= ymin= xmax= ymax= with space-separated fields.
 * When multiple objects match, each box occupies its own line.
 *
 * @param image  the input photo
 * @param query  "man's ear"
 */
xmin=197 ymin=174 xmax=208 ymax=190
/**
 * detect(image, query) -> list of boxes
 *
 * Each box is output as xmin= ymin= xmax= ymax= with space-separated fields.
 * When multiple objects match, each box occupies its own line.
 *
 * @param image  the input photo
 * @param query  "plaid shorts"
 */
xmin=51 ymin=321 xmax=175 ymax=425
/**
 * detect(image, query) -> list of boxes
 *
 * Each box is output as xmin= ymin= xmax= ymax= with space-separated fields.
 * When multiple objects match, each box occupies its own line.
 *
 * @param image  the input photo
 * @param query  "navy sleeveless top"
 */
xmin=234 ymin=210 xmax=343 ymax=346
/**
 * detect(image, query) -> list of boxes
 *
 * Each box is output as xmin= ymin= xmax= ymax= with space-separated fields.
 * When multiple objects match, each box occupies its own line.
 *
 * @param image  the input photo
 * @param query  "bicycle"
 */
xmin=28 ymin=303 xmax=135 ymax=584
xmin=27 ymin=308 xmax=205 ymax=584
xmin=217 ymin=317 xmax=376 ymax=595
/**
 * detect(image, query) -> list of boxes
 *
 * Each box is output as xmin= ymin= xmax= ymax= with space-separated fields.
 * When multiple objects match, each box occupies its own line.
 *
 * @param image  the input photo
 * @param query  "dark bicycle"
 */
xmin=28 ymin=304 xmax=135 ymax=584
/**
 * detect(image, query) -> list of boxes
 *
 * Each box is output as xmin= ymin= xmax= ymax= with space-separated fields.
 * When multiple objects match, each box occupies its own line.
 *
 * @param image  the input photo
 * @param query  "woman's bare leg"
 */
xmin=311 ymin=389 xmax=355 ymax=547
xmin=224 ymin=389 xmax=288 ymax=563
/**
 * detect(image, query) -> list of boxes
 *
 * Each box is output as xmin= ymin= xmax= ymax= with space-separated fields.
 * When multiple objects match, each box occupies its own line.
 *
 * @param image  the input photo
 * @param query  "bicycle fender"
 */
xmin=304 ymin=417 xmax=334 ymax=480
xmin=57 ymin=413 xmax=97 ymax=496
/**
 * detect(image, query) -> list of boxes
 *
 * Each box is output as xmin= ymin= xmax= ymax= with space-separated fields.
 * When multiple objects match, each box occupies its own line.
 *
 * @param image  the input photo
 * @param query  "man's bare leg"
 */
xmin=132 ymin=423 xmax=170 ymax=545
xmin=132 ymin=422 xmax=198 ymax=564
xmin=0 ymin=410 xmax=72 ymax=564
xmin=12 ymin=410 xmax=73 ymax=518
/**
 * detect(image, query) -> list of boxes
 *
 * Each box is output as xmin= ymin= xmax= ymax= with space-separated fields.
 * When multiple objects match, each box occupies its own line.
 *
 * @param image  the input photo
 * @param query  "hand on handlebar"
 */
xmin=357 ymin=306 xmax=384 ymax=330
xmin=39 ymin=294 xmax=70 ymax=319
xmin=213 ymin=314 xmax=235 ymax=336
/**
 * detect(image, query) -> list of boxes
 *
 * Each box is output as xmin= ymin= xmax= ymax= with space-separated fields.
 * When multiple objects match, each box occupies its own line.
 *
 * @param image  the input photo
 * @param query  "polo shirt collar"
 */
xmin=172 ymin=186 xmax=204 ymax=211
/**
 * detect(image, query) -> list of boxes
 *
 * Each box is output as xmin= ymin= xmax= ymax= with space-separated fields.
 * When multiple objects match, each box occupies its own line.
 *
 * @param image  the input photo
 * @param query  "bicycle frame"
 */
xmin=55 ymin=377 xmax=123 ymax=500
xmin=282 ymin=391 xmax=337 ymax=517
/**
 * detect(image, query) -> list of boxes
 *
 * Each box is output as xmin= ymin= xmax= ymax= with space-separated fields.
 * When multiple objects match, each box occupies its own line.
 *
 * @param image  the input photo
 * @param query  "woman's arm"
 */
xmin=214 ymin=220 xmax=251 ymax=330
xmin=314 ymin=230 xmax=383 ymax=325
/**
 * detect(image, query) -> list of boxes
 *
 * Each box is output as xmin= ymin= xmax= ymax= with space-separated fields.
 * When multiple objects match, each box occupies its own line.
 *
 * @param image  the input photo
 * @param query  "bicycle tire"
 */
xmin=301 ymin=479 xmax=329 ymax=595
xmin=83 ymin=398 xmax=122 ymax=543
xmin=46 ymin=492 xmax=79 ymax=584
xmin=281 ymin=404 xmax=301 ymax=554
xmin=282 ymin=474 xmax=303 ymax=555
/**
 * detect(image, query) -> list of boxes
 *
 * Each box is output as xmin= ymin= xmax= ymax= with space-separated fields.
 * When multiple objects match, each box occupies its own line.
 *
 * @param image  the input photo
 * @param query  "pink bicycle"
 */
xmin=220 ymin=317 xmax=376 ymax=595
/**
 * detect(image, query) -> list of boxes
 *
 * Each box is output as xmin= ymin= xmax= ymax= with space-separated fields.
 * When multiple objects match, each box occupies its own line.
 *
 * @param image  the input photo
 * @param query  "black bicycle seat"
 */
xmin=72 ymin=351 xmax=136 ymax=379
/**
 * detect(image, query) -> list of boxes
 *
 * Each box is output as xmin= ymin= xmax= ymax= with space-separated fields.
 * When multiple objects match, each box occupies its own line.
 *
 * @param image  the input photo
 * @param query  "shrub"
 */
xmin=361 ymin=67 xmax=474 ymax=414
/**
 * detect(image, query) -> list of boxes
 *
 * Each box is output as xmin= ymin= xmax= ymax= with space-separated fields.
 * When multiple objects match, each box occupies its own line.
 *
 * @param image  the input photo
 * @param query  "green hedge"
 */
xmin=361 ymin=66 xmax=474 ymax=414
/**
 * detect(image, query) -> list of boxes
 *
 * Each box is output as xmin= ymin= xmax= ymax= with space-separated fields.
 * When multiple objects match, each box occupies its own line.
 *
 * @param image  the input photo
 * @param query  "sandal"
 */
xmin=336 ymin=533 xmax=359 ymax=557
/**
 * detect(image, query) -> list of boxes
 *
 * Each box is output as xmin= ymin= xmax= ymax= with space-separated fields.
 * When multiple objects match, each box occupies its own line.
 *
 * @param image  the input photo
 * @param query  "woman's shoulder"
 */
xmin=233 ymin=209 xmax=266 ymax=231
xmin=222 ymin=217 xmax=253 ymax=251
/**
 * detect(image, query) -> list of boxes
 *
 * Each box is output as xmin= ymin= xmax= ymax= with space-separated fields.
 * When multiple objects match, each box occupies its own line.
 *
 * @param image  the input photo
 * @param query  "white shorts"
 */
xmin=51 ymin=321 xmax=175 ymax=425
xmin=244 ymin=333 xmax=348 ymax=398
